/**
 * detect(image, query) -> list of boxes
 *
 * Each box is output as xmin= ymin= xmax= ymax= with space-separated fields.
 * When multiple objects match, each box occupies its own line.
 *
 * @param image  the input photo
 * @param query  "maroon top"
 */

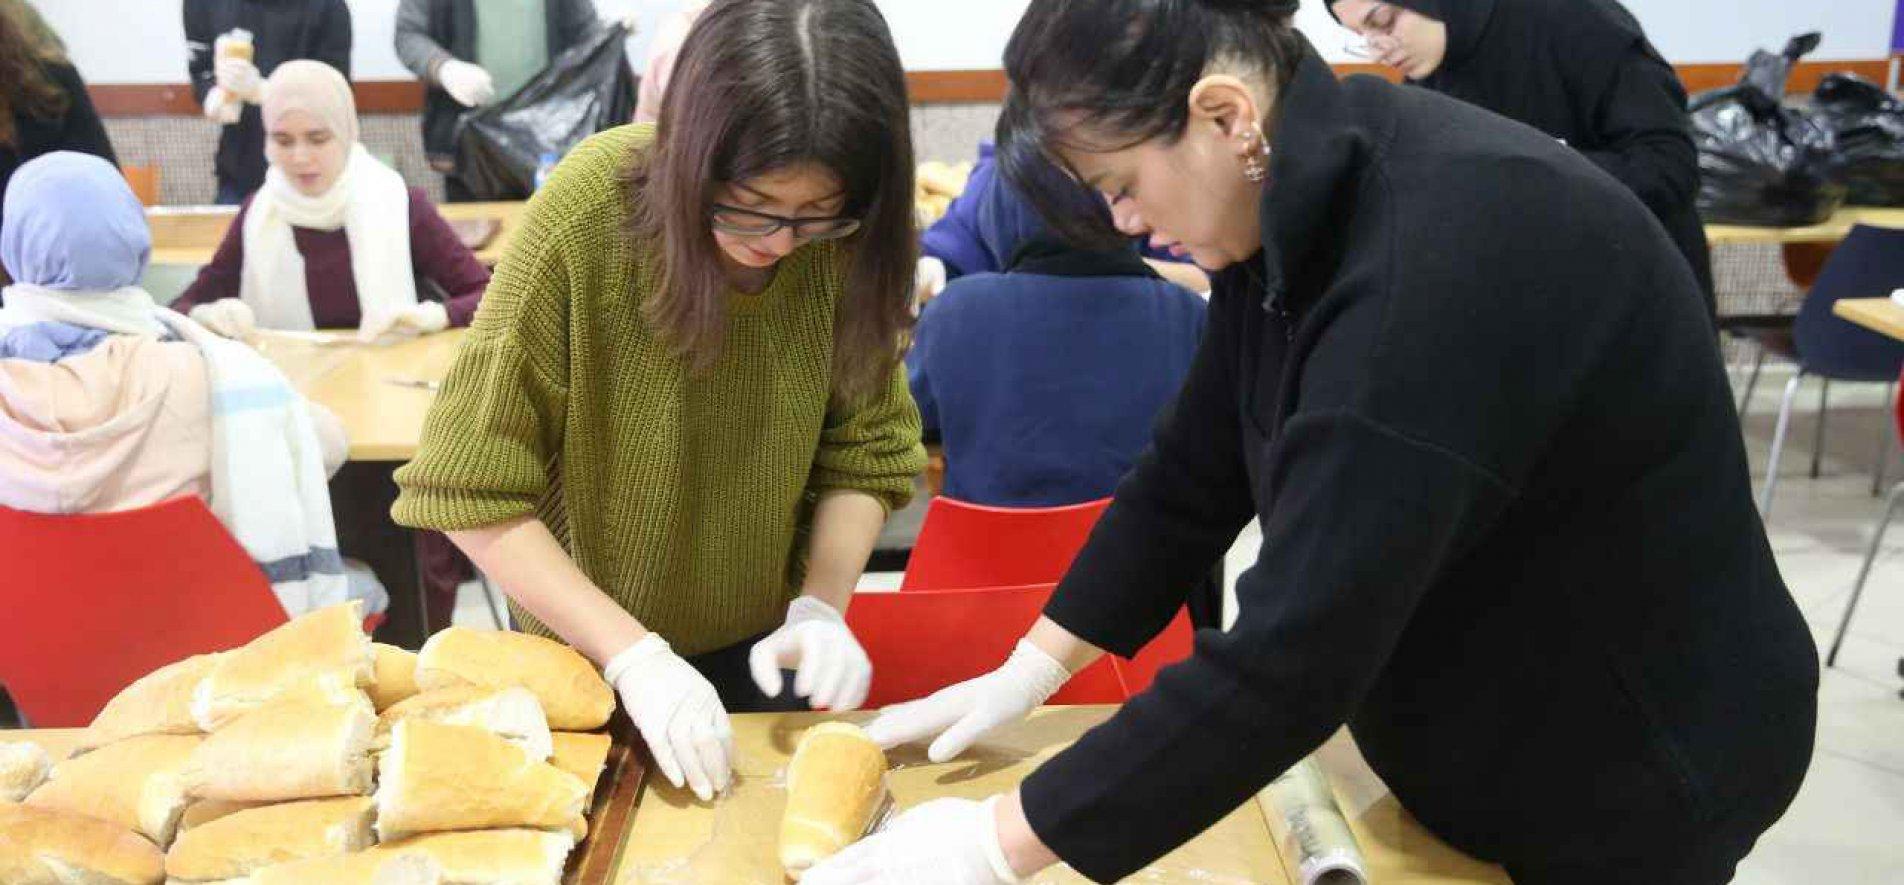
xmin=175 ymin=187 xmax=491 ymax=328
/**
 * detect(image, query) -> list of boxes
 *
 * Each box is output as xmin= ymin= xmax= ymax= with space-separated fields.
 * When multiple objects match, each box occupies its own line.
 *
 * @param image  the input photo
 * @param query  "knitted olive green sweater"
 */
xmin=391 ymin=125 xmax=924 ymax=655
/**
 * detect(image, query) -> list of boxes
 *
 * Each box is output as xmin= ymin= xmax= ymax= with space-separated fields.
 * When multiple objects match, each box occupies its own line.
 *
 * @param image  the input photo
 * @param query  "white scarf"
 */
xmin=240 ymin=143 xmax=418 ymax=333
xmin=0 ymin=282 xmax=356 ymax=616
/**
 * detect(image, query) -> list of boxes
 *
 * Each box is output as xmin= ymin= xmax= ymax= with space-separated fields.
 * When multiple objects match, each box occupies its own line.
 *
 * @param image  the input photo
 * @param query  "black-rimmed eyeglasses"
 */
xmin=709 ymin=203 xmax=861 ymax=241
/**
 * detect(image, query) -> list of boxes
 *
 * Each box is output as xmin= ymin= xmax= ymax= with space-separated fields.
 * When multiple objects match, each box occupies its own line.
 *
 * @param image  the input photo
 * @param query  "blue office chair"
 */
xmin=1752 ymin=225 xmax=1904 ymax=520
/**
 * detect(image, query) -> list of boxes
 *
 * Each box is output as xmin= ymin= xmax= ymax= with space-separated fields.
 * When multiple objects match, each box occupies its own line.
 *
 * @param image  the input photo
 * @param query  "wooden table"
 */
xmin=146 ymin=201 xmax=525 ymax=267
xmin=1832 ymin=297 xmax=1904 ymax=343
xmin=616 ymin=708 xmax=1506 ymax=884
xmin=256 ymin=329 xmax=469 ymax=649
xmin=1704 ymin=207 xmax=1904 ymax=246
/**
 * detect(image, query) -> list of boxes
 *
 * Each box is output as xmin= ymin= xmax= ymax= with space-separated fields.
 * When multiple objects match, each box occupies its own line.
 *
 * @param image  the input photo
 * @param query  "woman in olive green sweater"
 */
xmin=391 ymin=0 xmax=924 ymax=801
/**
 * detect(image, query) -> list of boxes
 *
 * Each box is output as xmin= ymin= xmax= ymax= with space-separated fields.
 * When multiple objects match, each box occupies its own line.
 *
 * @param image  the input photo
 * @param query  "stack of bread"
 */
xmin=1 ymin=603 xmax=618 ymax=885
xmin=914 ymin=160 xmax=975 ymax=228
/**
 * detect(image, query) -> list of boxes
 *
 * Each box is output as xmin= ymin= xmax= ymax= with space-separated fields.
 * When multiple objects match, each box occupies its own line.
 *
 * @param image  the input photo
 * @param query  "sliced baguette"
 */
xmin=163 ymin=796 xmax=375 ymax=882
xmin=24 ymin=733 xmax=202 ymax=848
xmin=374 ymin=686 xmax=553 ymax=761
xmin=181 ymin=689 xmax=376 ymax=802
xmin=82 ymin=653 xmax=223 ymax=752
xmin=374 ymin=719 xmax=587 ymax=842
xmin=369 ymin=643 xmax=422 ymax=711
xmin=0 ymin=801 xmax=165 ymax=884
xmin=190 ymin=601 xmax=373 ymax=732
xmin=414 ymin=629 xmax=612 ymax=730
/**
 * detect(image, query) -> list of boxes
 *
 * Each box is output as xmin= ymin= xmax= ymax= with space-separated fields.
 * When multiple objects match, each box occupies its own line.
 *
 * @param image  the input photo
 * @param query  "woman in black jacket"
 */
xmin=1329 ymin=0 xmax=1715 ymax=320
xmin=1 ymin=6 xmax=115 ymax=277
xmin=806 ymin=2 xmax=1817 ymax=885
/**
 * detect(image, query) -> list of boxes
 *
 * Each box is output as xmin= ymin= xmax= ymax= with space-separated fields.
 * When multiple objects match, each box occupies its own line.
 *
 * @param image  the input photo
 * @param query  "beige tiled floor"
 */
xmin=451 ymin=368 xmax=1904 ymax=882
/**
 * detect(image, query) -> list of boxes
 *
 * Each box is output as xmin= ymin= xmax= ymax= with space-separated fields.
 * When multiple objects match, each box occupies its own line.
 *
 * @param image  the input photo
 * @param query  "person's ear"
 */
xmin=1187 ymin=75 xmax=1265 ymax=149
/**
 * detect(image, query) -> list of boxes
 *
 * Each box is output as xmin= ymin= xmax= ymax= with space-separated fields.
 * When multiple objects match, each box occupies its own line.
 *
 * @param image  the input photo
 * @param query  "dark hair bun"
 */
xmin=1196 ymin=0 xmax=1300 ymax=15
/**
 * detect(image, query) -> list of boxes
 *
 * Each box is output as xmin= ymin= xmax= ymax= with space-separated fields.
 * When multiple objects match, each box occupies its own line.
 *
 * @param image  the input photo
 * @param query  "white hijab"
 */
xmin=241 ymin=60 xmax=417 ymax=332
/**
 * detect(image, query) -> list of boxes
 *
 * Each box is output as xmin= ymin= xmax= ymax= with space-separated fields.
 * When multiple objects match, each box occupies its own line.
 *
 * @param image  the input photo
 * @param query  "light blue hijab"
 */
xmin=1 ymin=151 xmax=150 ymax=290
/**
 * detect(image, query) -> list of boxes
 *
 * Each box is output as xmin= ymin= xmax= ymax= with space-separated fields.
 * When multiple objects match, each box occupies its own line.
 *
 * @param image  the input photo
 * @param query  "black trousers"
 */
xmin=685 ymin=630 xmax=811 ymax=714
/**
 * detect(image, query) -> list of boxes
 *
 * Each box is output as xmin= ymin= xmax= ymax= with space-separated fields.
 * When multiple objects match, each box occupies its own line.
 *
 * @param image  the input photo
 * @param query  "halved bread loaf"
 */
xmin=375 ymin=686 xmax=553 ymax=761
xmin=374 ymin=719 xmax=588 ymax=841
xmin=163 ymin=796 xmax=376 ymax=882
xmin=414 ymin=628 xmax=612 ymax=730
xmin=548 ymin=732 xmax=611 ymax=806
xmin=0 ymin=800 xmax=165 ymax=885
xmin=249 ymin=851 xmax=443 ymax=885
xmin=369 ymin=643 xmax=422 ymax=711
xmin=25 ymin=733 xmax=202 ymax=848
xmin=181 ymin=689 xmax=376 ymax=802
xmin=779 ymin=722 xmax=888 ymax=880
xmin=378 ymin=829 xmax=576 ymax=885
xmin=176 ymin=798 xmax=274 ymax=833
xmin=1 ymin=739 xmax=52 ymax=801
xmin=190 ymin=601 xmax=373 ymax=731
xmin=82 ymin=653 xmax=222 ymax=752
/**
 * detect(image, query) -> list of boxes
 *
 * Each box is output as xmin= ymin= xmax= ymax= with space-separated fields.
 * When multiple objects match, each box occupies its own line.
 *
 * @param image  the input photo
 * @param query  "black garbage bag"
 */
xmin=1812 ymin=73 xmax=1904 ymax=206
xmin=1691 ymin=32 xmax=1848 ymax=226
xmin=453 ymin=21 xmax=638 ymax=201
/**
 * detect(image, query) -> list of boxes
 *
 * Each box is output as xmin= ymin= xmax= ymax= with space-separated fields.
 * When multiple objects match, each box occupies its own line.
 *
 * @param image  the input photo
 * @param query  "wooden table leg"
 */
xmin=329 ymin=462 xmax=428 ymax=650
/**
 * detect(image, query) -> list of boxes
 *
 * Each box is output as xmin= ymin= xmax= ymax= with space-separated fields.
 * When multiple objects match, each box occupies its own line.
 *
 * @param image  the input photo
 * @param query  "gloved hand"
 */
xmin=913 ymin=257 xmax=947 ymax=311
xmin=214 ymin=57 xmax=263 ymax=104
xmin=201 ymin=87 xmax=241 ymax=125
xmin=862 ymin=639 xmax=1069 ymax=763
xmin=801 ymin=797 xmax=1022 ymax=885
xmin=605 ymin=634 xmax=735 ymax=802
xmin=189 ymin=298 xmax=258 ymax=342
xmin=358 ymin=301 xmax=450 ymax=345
xmin=748 ymin=596 xmax=871 ymax=712
xmin=437 ymin=59 xmax=497 ymax=108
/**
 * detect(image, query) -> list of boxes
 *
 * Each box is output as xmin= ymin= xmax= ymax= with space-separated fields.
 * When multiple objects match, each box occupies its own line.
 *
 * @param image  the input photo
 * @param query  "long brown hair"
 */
xmin=624 ymin=0 xmax=916 ymax=405
xmin=0 ymin=2 xmax=68 ymax=147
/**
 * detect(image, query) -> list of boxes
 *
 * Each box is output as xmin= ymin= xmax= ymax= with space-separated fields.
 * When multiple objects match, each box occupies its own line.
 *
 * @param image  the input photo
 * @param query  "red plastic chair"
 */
xmin=901 ymin=497 xmax=1113 ymax=591
xmin=0 ymin=498 xmax=290 ymax=726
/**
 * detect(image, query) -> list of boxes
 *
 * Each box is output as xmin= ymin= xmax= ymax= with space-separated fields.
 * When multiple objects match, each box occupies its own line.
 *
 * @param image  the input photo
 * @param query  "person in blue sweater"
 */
xmin=907 ymin=162 xmax=1207 ymax=509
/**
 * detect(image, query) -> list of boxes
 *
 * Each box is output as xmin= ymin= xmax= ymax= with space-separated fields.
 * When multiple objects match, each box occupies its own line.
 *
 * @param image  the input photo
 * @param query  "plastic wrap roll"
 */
xmin=1257 ymin=758 xmax=1369 ymax=885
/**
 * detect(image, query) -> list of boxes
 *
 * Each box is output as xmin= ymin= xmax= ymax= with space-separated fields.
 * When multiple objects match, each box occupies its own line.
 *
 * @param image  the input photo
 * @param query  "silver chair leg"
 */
xmin=1810 ymin=379 xmax=1831 ymax=479
xmin=1761 ymin=372 xmax=1807 ymax=520
xmin=1874 ymin=381 xmax=1897 ymax=498
xmin=1827 ymin=480 xmax=1904 ymax=667
xmin=478 ymin=574 xmax=512 ymax=631
xmin=1740 ymin=343 xmax=1768 ymax=415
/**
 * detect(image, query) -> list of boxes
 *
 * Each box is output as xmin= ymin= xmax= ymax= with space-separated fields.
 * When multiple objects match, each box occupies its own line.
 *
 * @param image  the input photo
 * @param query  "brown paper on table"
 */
xmin=617 ymin=707 xmax=1289 ymax=885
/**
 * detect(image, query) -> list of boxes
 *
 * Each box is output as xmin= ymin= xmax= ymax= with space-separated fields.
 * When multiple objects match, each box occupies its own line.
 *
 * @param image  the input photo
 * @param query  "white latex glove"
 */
xmin=862 ymin=639 xmax=1068 ymax=763
xmin=437 ymin=59 xmax=497 ymax=107
xmin=604 ymin=634 xmax=735 ymax=802
xmin=215 ymin=57 xmax=262 ymax=103
xmin=748 ymin=596 xmax=871 ymax=712
xmin=913 ymin=257 xmax=947 ymax=310
xmin=189 ymin=298 xmax=258 ymax=342
xmin=358 ymin=301 xmax=450 ymax=345
xmin=802 ymin=797 xmax=1021 ymax=885
xmin=201 ymin=86 xmax=241 ymax=125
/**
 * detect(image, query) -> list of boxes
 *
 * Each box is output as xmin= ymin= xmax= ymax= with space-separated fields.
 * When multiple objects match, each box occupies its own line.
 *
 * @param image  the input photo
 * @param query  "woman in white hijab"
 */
xmin=177 ymin=60 xmax=491 ymax=344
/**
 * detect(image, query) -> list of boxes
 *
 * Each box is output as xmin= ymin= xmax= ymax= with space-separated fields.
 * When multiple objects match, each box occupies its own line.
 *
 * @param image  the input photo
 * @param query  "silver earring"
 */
xmin=1241 ymin=124 xmax=1271 ymax=183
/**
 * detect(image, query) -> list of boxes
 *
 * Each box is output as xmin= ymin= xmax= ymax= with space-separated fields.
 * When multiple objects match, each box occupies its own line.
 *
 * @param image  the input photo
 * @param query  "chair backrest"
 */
xmin=0 ymin=498 xmax=289 ymax=727
xmin=1794 ymin=224 xmax=1904 ymax=382
xmin=901 ymin=497 xmax=1113 ymax=591
xmin=847 ymin=585 xmax=1128 ymax=708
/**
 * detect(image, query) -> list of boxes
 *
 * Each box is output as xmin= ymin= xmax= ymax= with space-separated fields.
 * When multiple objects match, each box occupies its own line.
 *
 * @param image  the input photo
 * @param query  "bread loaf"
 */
xmin=414 ymin=628 xmax=612 ymax=730
xmin=24 ymin=733 xmax=201 ymax=847
xmin=1 ymin=739 xmax=52 ymax=801
xmin=176 ymin=798 xmax=273 ymax=833
xmin=375 ymin=686 xmax=553 ymax=761
xmin=369 ymin=643 xmax=422 ymax=711
xmin=377 ymin=830 xmax=576 ymax=885
xmin=164 ymin=796 xmax=375 ymax=882
xmin=82 ymin=653 xmax=222 ymax=751
xmin=373 ymin=719 xmax=588 ymax=842
xmin=548 ymin=732 xmax=612 ymax=805
xmin=181 ymin=689 xmax=376 ymax=802
xmin=779 ymin=722 xmax=888 ymax=880
xmin=190 ymin=601 xmax=373 ymax=731
xmin=249 ymin=851 xmax=442 ymax=885
xmin=0 ymin=801 xmax=165 ymax=885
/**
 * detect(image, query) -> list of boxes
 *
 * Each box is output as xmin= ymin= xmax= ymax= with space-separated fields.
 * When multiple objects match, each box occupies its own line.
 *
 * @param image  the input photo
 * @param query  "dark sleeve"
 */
xmin=49 ymin=65 xmax=116 ymax=167
xmin=1035 ymin=281 xmax=1257 ymax=658
xmin=1022 ymin=405 xmax=1515 ymax=881
xmin=407 ymin=189 xmax=492 ymax=327
xmin=174 ymin=199 xmax=251 ymax=311
xmin=394 ymin=0 xmax=452 ymax=80
xmin=905 ymin=303 xmax=941 ymax=434
xmin=183 ymin=1 xmax=216 ymax=104
xmin=1575 ymin=46 xmax=1699 ymax=220
xmin=312 ymin=0 xmax=353 ymax=78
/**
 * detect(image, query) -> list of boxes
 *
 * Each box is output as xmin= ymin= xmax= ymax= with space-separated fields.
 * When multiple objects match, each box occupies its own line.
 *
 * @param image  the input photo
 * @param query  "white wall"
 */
xmin=38 ymin=0 xmax=1904 ymax=85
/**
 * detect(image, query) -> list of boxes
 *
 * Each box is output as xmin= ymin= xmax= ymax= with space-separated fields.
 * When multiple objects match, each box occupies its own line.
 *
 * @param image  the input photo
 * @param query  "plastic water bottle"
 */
xmin=534 ymin=152 xmax=559 ymax=191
